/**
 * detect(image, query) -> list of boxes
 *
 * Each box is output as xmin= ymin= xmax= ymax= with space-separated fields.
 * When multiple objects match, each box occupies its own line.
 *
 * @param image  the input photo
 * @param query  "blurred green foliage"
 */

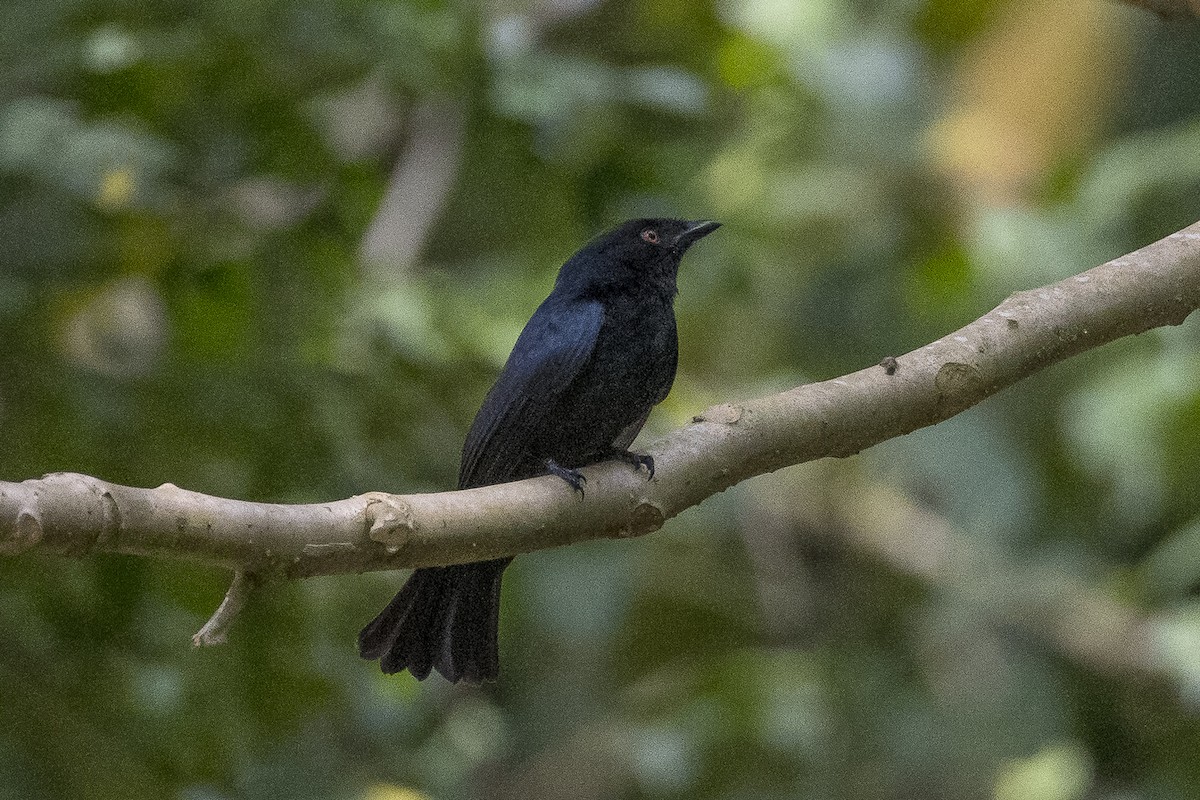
xmin=3 ymin=1 xmax=1200 ymax=798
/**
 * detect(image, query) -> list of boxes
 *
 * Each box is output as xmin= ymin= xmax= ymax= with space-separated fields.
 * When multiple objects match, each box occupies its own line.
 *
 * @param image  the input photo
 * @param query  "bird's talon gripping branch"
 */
xmin=545 ymin=459 xmax=588 ymax=496
xmin=610 ymin=449 xmax=655 ymax=479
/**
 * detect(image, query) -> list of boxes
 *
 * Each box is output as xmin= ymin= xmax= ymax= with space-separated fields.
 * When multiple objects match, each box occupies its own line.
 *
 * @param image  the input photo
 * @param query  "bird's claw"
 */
xmin=545 ymin=459 xmax=587 ymax=497
xmin=612 ymin=449 xmax=655 ymax=480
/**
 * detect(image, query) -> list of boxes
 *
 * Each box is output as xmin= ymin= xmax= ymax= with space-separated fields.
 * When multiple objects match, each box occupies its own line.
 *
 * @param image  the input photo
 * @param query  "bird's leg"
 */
xmin=605 ymin=448 xmax=655 ymax=480
xmin=545 ymin=459 xmax=587 ymax=497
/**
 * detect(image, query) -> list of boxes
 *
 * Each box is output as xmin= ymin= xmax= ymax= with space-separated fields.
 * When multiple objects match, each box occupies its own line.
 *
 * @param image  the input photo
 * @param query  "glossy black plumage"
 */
xmin=358 ymin=217 xmax=720 ymax=682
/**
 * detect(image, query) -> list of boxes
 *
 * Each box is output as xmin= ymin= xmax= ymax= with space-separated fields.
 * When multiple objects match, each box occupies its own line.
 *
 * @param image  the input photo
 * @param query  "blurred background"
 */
xmin=3 ymin=0 xmax=1200 ymax=798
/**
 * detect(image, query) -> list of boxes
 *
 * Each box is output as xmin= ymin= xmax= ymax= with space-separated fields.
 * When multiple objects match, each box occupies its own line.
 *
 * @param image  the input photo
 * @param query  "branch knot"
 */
xmin=363 ymin=493 xmax=418 ymax=549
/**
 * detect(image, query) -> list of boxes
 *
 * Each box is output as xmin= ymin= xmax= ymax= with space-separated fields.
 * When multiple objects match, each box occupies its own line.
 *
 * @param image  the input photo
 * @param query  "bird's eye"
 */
xmin=640 ymin=229 xmax=659 ymax=244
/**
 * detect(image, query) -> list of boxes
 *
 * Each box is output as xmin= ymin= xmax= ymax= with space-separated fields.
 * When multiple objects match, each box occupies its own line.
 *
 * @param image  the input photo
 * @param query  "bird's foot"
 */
xmin=609 ymin=448 xmax=655 ymax=480
xmin=545 ymin=459 xmax=587 ymax=497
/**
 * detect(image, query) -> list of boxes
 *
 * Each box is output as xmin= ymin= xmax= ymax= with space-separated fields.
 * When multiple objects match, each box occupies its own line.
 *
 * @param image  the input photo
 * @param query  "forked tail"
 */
xmin=358 ymin=558 xmax=510 ymax=683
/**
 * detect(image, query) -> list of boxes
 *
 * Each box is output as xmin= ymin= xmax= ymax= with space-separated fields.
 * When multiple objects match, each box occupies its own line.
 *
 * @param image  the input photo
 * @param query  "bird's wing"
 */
xmin=458 ymin=299 xmax=604 ymax=488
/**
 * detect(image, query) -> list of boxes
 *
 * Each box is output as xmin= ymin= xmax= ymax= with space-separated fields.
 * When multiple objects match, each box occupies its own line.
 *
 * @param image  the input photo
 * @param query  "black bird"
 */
xmin=358 ymin=218 xmax=721 ymax=682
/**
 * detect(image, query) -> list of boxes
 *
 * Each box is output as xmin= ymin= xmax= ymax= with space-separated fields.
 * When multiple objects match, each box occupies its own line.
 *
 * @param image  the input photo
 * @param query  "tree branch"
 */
xmin=191 ymin=570 xmax=259 ymax=646
xmin=832 ymin=480 xmax=1158 ymax=676
xmin=2 ymin=222 xmax=1200 ymax=580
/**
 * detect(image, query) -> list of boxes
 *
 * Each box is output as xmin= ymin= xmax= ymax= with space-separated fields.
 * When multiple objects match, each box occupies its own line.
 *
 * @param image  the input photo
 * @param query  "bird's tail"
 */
xmin=357 ymin=558 xmax=510 ymax=683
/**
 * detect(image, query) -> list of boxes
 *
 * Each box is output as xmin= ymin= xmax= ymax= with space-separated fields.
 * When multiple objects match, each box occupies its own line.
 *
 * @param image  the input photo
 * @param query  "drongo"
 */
xmin=358 ymin=217 xmax=721 ymax=682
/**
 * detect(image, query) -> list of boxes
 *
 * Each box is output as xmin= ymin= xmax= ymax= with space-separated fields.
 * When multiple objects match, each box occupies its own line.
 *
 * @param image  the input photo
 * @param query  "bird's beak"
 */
xmin=674 ymin=220 xmax=721 ymax=249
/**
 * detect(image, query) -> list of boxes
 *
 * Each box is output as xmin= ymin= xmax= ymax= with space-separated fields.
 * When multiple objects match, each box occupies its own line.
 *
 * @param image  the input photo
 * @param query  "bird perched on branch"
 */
xmin=358 ymin=217 xmax=721 ymax=682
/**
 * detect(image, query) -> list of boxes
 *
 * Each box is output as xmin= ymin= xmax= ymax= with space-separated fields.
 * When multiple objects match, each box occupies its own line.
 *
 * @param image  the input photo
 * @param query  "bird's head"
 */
xmin=555 ymin=218 xmax=721 ymax=297
xmin=626 ymin=218 xmax=722 ymax=256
